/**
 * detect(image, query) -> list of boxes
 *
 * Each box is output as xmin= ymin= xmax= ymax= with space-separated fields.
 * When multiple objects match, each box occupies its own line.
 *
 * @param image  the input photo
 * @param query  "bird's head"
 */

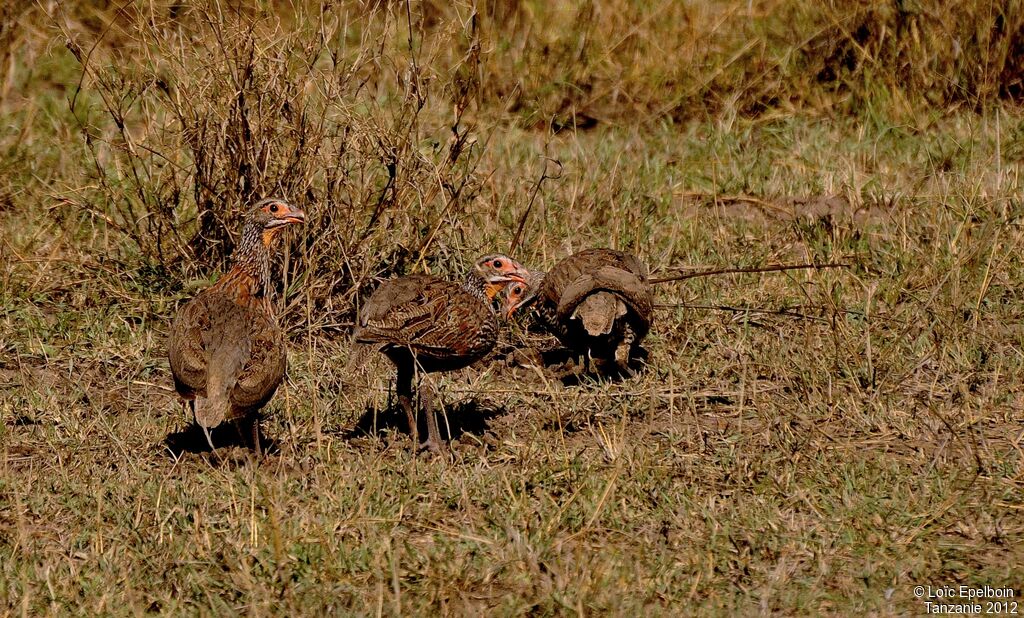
xmin=245 ymin=198 xmax=306 ymax=248
xmin=501 ymin=270 xmax=544 ymax=319
xmin=473 ymin=254 xmax=529 ymax=299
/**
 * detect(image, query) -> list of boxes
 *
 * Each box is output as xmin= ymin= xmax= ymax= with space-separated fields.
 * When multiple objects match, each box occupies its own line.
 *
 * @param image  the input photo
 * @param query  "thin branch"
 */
xmin=654 ymin=302 xmax=918 ymax=327
xmin=654 ymin=303 xmax=830 ymax=322
xmin=358 ymin=155 xmax=397 ymax=244
xmin=648 ymin=262 xmax=849 ymax=285
xmin=509 ymin=157 xmax=562 ymax=256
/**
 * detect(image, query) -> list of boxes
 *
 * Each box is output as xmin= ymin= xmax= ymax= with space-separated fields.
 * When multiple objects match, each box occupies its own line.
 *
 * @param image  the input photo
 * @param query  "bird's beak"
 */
xmin=505 ymin=291 xmax=534 ymax=319
xmin=266 ymin=207 xmax=306 ymax=228
xmin=486 ymin=272 xmax=528 ymax=285
xmin=282 ymin=209 xmax=306 ymax=225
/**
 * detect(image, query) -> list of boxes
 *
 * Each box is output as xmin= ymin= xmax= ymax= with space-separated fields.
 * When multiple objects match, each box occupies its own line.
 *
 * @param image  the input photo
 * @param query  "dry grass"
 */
xmin=2 ymin=1 xmax=1024 ymax=615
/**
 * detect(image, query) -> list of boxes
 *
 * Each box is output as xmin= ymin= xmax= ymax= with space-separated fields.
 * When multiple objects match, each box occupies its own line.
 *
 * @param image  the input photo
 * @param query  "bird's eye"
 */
xmin=269 ymin=203 xmax=279 ymax=213
xmin=513 ymin=285 xmax=523 ymax=295
xmin=493 ymin=259 xmax=503 ymax=269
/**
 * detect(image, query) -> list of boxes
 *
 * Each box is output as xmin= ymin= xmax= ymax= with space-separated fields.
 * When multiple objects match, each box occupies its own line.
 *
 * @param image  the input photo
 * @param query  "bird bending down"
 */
xmin=503 ymin=248 xmax=654 ymax=375
xmin=167 ymin=198 xmax=305 ymax=452
xmin=348 ymin=255 xmax=528 ymax=452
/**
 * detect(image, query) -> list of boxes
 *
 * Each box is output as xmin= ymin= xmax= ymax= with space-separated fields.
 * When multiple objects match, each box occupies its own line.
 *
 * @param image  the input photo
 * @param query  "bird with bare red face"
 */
xmin=348 ymin=254 xmax=529 ymax=453
xmin=168 ymin=198 xmax=306 ymax=452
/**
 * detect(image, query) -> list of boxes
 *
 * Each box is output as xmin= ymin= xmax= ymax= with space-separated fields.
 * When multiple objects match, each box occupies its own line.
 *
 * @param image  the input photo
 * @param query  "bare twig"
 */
xmin=648 ymin=262 xmax=849 ymax=285
xmin=509 ymin=158 xmax=563 ymax=256
xmin=654 ymin=303 xmax=831 ymax=322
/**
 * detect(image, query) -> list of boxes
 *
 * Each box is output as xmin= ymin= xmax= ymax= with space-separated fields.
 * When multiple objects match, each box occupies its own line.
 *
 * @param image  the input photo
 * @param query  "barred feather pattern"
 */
xmin=167 ymin=200 xmax=298 ymax=432
xmin=350 ymin=272 xmax=500 ymax=374
xmin=346 ymin=253 xmax=525 ymax=450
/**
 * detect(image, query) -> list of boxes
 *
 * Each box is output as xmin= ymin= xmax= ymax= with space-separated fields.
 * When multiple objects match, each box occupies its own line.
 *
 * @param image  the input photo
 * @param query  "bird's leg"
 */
xmin=419 ymin=377 xmax=443 ymax=454
xmin=235 ymin=416 xmax=262 ymax=456
xmin=616 ymin=326 xmax=637 ymax=377
xmin=396 ymin=360 xmax=418 ymax=447
xmin=251 ymin=419 xmax=263 ymax=457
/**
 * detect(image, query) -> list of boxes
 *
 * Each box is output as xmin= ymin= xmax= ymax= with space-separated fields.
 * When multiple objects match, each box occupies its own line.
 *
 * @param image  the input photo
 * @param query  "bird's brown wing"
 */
xmin=556 ymin=265 xmax=653 ymax=329
xmin=194 ymin=300 xmax=251 ymax=428
xmin=348 ymin=275 xmax=436 ymax=372
xmin=541 ymin=248 xmax=647 ymax=301
xmin=230 ymin=311 xmax=286 ymax=411
xmin=356 ymin=274 xmax=437 ymax=327
xmin=168 ymin=291 xmax=285 ymax=427
xmin=354 ymin=277 xmax=445 ymax=345
xmin=167 ymin=294 xmax=212 ymax=399
xmin=355 ymin=278 xmax=497 ymax=363
xmin=404 ymin=284 xmax=496 ymax=361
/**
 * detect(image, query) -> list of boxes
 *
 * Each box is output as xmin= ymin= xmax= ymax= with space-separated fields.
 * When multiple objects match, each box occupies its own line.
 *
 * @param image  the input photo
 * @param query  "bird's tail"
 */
xmin=194 ymin=389 xmax=232 ymax=429
xmin=194 ymin=339 xmax=249 ymax=429
xmin=577 ymin=291 xmax=627 ymax=336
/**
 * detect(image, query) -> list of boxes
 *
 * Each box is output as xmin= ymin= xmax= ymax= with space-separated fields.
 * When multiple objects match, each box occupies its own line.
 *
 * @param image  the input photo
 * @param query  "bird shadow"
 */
xmin=344 ymin=398 xmax=505 ymax=445
xmin=539 ymin=345 xmax=651 ymax=387
xmin=163 ymin=421 xmax=280 ymax=459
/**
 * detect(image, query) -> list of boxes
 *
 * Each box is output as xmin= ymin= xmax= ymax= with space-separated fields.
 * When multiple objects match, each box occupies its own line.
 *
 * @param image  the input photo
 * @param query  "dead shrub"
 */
xmin=57 ymin=1 xmax=491 ymax=331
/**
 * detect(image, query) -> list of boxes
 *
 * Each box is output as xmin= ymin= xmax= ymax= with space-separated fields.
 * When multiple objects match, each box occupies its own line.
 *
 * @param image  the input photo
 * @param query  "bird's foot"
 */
xmin=418 ymin=438 xmax=444 ymax=456
xmin=551 ymin=358 xmax=587 ymax=381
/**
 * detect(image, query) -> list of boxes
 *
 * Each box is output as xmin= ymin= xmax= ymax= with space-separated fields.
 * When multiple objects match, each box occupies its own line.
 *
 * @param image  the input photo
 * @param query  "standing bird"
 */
xmin=503 ymin=248 xmax=654 ymax=375
xmin=167 ymin=198 xmax=305 ymax=452
xmin=348 ymin=255 xmax=528 ymax=452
